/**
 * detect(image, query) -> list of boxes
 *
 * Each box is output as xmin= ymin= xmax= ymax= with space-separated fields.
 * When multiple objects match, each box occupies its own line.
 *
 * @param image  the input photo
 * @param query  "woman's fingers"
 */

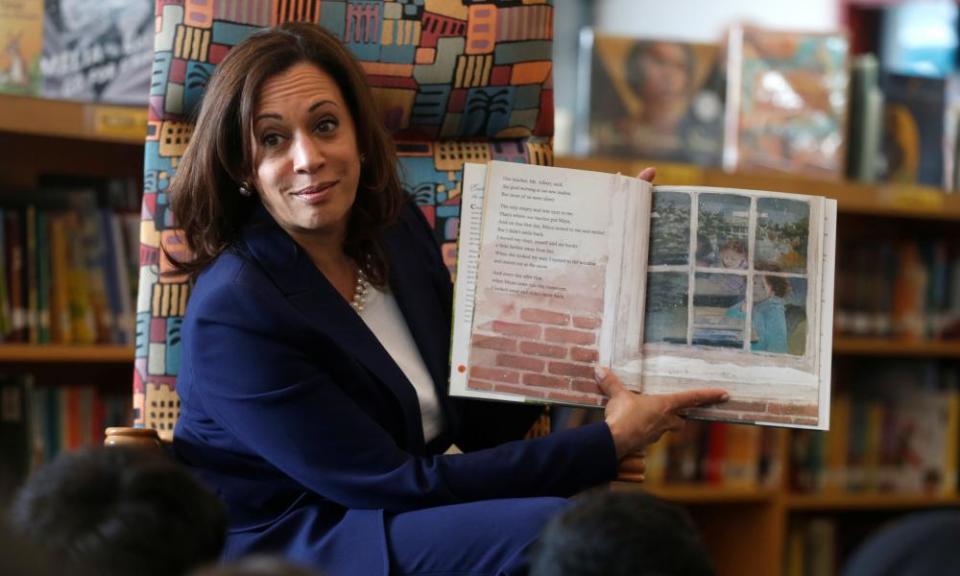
xmin=637 ymin=167 xmax=656 ymax=182
xmin=662 ymin=388 xmax=730 ymax=413
xmin=594 ymin=367 xmax=627 ymax=397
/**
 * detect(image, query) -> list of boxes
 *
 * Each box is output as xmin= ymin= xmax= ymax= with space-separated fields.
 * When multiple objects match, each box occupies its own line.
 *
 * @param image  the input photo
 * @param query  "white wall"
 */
xmin=594 ymin=0 xmax=841 ymax=42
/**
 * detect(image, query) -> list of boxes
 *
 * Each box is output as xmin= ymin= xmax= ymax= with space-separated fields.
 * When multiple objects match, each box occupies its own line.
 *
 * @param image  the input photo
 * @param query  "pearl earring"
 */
xmin=239 ymin=183 xmax=253 ymax=197
xmin=359 ymin=154 xmax=366 ymax=164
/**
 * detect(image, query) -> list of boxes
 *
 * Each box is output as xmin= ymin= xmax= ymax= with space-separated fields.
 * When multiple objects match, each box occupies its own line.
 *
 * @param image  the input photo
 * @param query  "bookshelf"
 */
xmin=4 ymin=88 xmax=958 ymax=574
xmin=0 ymin=94 xmax=143 ymax=504
xmin=557 ymin=153 xmax=960 ymax=576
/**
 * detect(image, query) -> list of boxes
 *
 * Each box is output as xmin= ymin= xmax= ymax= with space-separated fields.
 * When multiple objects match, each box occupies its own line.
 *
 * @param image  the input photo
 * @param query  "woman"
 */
xmin=169 ymin=22 xmax=728 ymax=576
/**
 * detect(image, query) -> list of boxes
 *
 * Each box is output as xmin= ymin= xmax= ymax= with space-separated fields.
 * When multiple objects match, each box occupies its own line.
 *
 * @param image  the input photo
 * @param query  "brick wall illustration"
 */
xmin=468 ymin=301 xmax=606 ymax=407
xmin=135 ymin=0 xmax=555 ymax=434
xmin=685 ymin=400 xmax=820 ymax=427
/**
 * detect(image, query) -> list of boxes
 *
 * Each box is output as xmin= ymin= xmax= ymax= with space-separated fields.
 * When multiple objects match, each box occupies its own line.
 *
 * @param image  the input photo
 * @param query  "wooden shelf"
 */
xmin=614 ymin=482 xmax=778 ymax=504
xmin=834 ymin=337 xmax=960 ymax=358
xmin=0 ymin=345 xmax=135 ymax=363
xmin=0 ymin=94 xmax=147 ymax=144
xmin=787 ymin=493 xmax=960 ymax=511
xmin=555 ymin=156 xmax=960 ymax=221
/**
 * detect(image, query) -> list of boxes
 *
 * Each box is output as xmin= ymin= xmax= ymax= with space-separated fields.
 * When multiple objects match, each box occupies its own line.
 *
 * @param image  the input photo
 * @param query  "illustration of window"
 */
xmin=643 ymin=191 xmax=810 ymax=356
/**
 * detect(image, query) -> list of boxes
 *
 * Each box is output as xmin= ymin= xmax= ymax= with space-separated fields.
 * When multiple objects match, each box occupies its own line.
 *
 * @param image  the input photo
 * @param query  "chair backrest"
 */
xmin=134 ymin=0 xmax=555 ymax=437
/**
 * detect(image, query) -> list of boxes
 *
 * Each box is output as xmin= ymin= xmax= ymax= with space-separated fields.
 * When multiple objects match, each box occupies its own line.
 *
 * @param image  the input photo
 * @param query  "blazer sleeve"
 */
xmin=186 ymin=273 xmax=619 ymax=515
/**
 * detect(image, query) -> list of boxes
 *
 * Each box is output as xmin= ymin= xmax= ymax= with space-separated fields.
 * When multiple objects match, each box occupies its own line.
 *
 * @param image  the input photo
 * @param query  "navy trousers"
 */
xmin=386 ymin=497 xmax=569 ymax=576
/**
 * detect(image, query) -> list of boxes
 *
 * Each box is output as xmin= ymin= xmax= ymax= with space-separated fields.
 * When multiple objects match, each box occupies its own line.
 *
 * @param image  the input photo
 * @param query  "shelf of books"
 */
xmin=0 ymin=94 xmax=147 ymax=145
xmin=1 ymin=372 xmax=132 ymax=500
xmin=0 ymin=178 xmax=141 ymax=350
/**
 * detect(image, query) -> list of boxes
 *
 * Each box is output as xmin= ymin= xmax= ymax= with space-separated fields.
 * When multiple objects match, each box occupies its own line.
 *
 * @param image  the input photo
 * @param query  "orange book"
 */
xmin=723 ymin=424 xmax=761 ymax=489
xmin=891 ymin=241 xmax=927 ymax=339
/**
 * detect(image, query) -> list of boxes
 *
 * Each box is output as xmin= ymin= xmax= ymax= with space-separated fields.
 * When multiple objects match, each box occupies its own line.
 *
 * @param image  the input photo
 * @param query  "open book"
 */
xmin=450 ymin=161 xmax=836 ymax=429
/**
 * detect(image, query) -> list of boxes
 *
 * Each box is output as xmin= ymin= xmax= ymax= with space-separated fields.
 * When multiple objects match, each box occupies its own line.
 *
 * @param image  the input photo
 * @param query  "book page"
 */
xmin=456 ymin=161 xmax=650 ymax=406
xmin=449 ymin=163 xmax=488 ymax=399
xmin=620 ymin=186 xmax=835 ymax=430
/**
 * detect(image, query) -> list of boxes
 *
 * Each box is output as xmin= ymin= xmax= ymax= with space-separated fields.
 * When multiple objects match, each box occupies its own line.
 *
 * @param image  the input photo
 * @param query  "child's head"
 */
xmin=8 ymin=447 xmax=226 ymax=576
xmin=763 ymin=275 xmax=790 ymax=298
xmin=720 ymin=239 xmax=747 ymax=269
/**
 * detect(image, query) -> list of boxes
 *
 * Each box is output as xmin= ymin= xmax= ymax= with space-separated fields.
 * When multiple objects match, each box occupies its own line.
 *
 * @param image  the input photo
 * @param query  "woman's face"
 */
xmin=251 ymin=62 xmax=361 ymax=244
xmin=639 ymin=43 xmax=689 ymax=100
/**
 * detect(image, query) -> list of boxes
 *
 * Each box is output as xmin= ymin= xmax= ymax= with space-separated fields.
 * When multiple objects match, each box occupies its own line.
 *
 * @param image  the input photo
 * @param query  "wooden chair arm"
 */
xmin=104 ymin=427 xmax=167 ymax=449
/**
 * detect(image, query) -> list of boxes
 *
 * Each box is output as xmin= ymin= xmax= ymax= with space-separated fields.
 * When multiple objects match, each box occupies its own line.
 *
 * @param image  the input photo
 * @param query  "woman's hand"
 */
xmin=637 ymin=167 xmax=657 ymax=182
xmin=596 ymin=367 xmax=729 ymax=459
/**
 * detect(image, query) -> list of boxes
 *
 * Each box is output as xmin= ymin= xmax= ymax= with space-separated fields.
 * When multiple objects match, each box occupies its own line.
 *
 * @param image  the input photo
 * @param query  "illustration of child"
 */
xmin=718 ymin=238 xmax=748 ymax=294
xmin=719 ymin=238 xmax=747 ymax=270
xmin=752 ymin=275 xmax=790 ymax=352
xmin=726 ymin=274 xmax=789 ymax=353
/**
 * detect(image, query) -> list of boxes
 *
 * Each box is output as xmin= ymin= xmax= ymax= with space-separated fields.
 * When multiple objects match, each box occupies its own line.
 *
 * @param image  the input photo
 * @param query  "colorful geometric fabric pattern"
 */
xmin=135 ymin=0 xmax=555 ymax=434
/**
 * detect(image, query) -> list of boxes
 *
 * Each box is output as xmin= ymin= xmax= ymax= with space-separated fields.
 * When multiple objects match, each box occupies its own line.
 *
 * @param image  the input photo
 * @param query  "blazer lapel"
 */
xmin=238 ymin=210 xmax=427 ymax=453
xmin=382 ymin=211 xmax=460 ymax=448
xmin=384 ymin=234 xmax=448 ymax=405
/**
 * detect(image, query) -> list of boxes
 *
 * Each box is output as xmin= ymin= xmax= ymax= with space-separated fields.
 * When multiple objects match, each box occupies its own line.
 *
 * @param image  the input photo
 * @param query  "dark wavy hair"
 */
xmin=167 ymin=22 xmax=405 ymax=286
xmin=8 ymin=447 xmax=226 ymax=576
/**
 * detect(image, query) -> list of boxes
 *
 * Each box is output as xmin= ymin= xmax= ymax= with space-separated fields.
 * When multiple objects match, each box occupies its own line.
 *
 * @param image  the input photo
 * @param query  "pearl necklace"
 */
xmin=351 ymin=267 xmax=370 ymax=312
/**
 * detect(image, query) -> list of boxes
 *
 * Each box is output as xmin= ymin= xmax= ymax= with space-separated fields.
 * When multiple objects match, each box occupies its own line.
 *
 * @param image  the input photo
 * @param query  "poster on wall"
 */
xmin=0 ymin=0 xmax=44 ymax=96
xmin=41 ymin=0 xmax=152 ymax=105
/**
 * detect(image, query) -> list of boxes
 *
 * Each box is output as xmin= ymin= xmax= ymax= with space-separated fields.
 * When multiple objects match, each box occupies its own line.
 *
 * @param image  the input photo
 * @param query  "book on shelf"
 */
xmin=0 ymin=0 xmax=43 ymax=97
xmin=578 ymin=30 xmax=724 ymax=165
xmin=785 ymin=516 xmax=839 ymax=576
xmin=835 ymin=237 xmax=960 ymax=341
xmin=450 ymin=161 xmax=837 ymax=429
xmin=792 ymin=360 xmax=960 ymax=496
xmin=4 ymin=377 xmax=129 ymax=481
xmin=723 ymin=25 xmax=849 ymax=178
xmin=881 ymin=73 xmax=948 ymax=188
xmin=846 ymin=54 xmax=885 ymax=183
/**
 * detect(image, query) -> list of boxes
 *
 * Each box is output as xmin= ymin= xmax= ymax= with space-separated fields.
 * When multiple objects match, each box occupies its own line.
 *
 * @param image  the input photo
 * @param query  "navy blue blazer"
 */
xmin=173 ymin=202 xmax=619 ymax=575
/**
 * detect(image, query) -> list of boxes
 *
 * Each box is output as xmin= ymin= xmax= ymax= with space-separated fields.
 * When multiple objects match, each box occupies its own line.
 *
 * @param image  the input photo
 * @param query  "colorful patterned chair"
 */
xmin=127 ymin=0 xmax=555 ymax=441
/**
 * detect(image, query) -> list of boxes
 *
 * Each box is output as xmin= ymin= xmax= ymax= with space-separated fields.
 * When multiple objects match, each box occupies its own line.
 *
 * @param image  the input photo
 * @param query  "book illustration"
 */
xmin=615 ymin=188 xmax=826 ymax=418
xmin=451 ymin=161 xmax=836 ymax=429
xmin=632 ymin=191 xmax=809 ymax=356
xmin=880 ymin=73 xmax=946 ymax=188
xmin=724 ymin=25 xmax=849 ymax=177
xmin=581 ymin=31 xmax=724 ymax=165
xmin=0 ymin=0 xmax=43 ymax=96
xmin=41 ymin=0 xmax=152 ymax=104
